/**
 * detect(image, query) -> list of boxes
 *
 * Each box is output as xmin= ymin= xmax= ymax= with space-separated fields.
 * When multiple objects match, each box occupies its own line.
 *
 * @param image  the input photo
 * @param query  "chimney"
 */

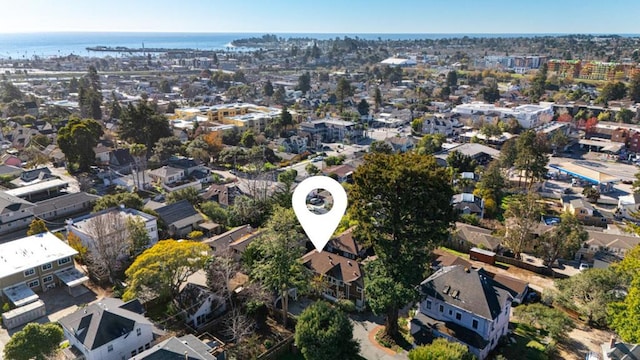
xmin=464 ymin=267 xmax=470 ymax=273
xmin=610 ymin=336 xmax=616 ymax=349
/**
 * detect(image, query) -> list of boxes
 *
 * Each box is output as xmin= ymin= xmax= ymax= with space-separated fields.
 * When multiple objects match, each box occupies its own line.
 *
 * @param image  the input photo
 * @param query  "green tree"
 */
xmin=357 ymin=98 xmax=370 ymax=116
xmin=280 ymin=105 xmax=294 ymax=131
xmin=200 ymin=201 xmax=229 ymax=225
xmin=118 ymin=101 xmax=172 ymax=154
xmin=296 ymin=72 xmax=311 ymax=93
xmin=616 ymin=108 xmax=635 ymax=123
xmin=240 ymin=130 xmax=256 ymax=148
xmin=335 ymin=77 xmax=354 ymax=112
xmin=408 ymin=338 xmax=474 ymax=360
xmin=529 ymin=63 xmax=548 ymax=102
xmin=415 ymin=133 xmax=446 ymax=155
xmin=600 ymin=81 xmax=627 ymax=102
xmin=351 ymin=152 xmax=455 ymax=338
xmin=609 ymin=283 xmax=640 ymax=343
xmin=502 ymin=193 xmax=543 ymax=257
xmin=582 ymin=186 xmax=601 ymax=202
xmin=3 ymin=322 xmax=63 ymax=360
xmin=93 ymin=192 xmax=144 ymax=212
xmin=0 ymin=81 xmax=23 ymax=103
xmin=479 ymin=80 xmax=500 ymax=103
xmin=446 ymin=151 xmax=477 ymax=173
xmin=263 ymin=80 xmax=274 ymax=98
xmin=515 ymin=130 xmax=549 ymax=188
xmin=411 ymin=118 xmax=423 ymax=134
xmin=78 ymin=66 xmax=103 ymax=120
xmin=374 ymin=86 xmax=383 ymax=111
xmin=273 ymin=169 xmax=297 ymax=208
xmin=555 ymin=267 xmax=623 ymax=326
xmin=150 ymin=136 xmax=183 ymax=165
xmin=57 ymin=117 xmax=103 ymax=172
xmin=446 ymin=70 xmax=458 ymax=89
xmin=550 ymin=130 xmax=569 ymax=152
xmin=629 ymin=72 xmax=640 ymax=103
xmin=324 ymin=155 xmax=346 ymax=166
xmin=370 ymin=140 xmax=394 ymax=154
xmin=159 ymin=79 xmax=171 ymax=93
xmin=514 ymin=303 xmax=574 ymax=341
xmin=537 ymin=211 xmax=587 ymax=270
xmin=127 ymin=216 xmax=150 ymax=256
xmin=295 ymin=301 xmax=360 ymax=360
xmin=305 ymin=163 xmax=321 ymax=175
xmin=273 ymin=85 xmax=286 ymax=105
xmin=251 ymin=207 xmax=309 ymax=327
xmin=166 ymin=187 xmax=200 ymax=206
xmin=123 ymin=240 xmax=210 ymax=302
xmin=27 ymin=218 xmax=49 ymax=236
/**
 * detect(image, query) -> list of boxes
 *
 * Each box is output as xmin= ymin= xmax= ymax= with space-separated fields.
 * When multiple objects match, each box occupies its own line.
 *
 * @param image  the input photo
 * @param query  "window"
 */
xmin=448 ymin=310 xmax=453 ymax=316
xmin=455 ymin=312 xmax=462 ymax=321
xmin=24 ymin=268 xmax=35 ymax=277
xmin=356 ymin=287 xmax=363 ymax=293
xmin=108 ymin=345 xmax=113 ymax=352
xmin=426 ymin=300 xmax=432 ymax=310
xmin=27 ymin=280 xmax=39 ymax=288
xmin=145 ymin=343 xmax=151 ymax=350
xmin=58 ymin=257 xmax=71 ymax=266
xmin=43 ymin=275 xmax=53 ymax=283
xmin=136 ymin=328 xmax=141 ymax=336
xmin=439 ymin=305 xmax=444 ymax=313
xmin=131 ymin=351 xmax=137 ymax=357
xmin=41 ymin=263 xmax=52 ymax=271
xmin=138 ymin=346 xmax=144 ymax=353
xmin=472 ymin=319 xmax=479 ymax=329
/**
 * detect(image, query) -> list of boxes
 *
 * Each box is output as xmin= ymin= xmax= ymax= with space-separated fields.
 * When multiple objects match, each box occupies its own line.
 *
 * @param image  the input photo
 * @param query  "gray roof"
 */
xmin=454 ymin=222 xmax=501 ymax=251
xmin=32 ymin=192 xmax=100 ymax=216
xmin=419 ymin=265 xmax=514 ymax=320
xmin=133 ymin=334 xmax=218 ymax=360
xmin=438 ymin=143 xmax=500 ymax=159
xmin=149 ymin=166 xmax=183 ymax=178
xmin=58 ymin=298 xmax=152 ymax=350
xmin=155 ymin=199 xmax=203 ymax=228
xmin=0 ymin=191 xmax=34 ymax=214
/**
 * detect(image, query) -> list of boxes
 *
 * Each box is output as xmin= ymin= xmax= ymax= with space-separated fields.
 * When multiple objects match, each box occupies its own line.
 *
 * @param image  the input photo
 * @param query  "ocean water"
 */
xmin=0 ymin=32 xmax=636 ymax=59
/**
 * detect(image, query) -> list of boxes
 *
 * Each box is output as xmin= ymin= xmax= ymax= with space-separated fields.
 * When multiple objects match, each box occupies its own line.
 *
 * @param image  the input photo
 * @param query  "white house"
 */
xmin=175 ymin=282 xmax=226 ymax=329
xmin=421 ymin=115 xmax=462 ymax=136
xmin=452 ymin=102 xmax=554 ymax=129
xmin=617 ymin=193 xmax=640 ymax=220
xmin=411 ymin=265 xmax=513 ymax=360
xmin=59 ymin=298 xmax=156 ymax=360
xmin=67 ymin=207 xmax=159 ymax=252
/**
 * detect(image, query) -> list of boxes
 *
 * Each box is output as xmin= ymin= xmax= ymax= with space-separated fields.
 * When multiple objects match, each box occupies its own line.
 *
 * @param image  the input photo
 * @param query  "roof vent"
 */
xmin=443 ymin=285 xmax=450 ymax=294
xmin=464 ymin=267 xmax=470 ymax=273
xmin=347 ymin=261 xmax=352 ymax=266
xmin=451 ymin=290 xmax=460 ymax=298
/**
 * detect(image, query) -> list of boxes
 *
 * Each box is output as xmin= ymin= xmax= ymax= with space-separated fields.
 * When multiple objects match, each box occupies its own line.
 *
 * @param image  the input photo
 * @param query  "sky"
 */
xmin=2 ymin=0 xmax=640 ymax=34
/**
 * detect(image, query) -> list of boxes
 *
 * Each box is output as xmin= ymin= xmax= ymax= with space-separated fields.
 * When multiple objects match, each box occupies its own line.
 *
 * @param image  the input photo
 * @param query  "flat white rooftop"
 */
xmin=0 ymin=232 xmax=77 ymax=280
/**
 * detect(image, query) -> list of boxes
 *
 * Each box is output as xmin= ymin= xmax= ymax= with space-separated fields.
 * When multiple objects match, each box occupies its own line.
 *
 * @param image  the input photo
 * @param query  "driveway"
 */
xmin=350 ymin=313 xmax=408 ymax=360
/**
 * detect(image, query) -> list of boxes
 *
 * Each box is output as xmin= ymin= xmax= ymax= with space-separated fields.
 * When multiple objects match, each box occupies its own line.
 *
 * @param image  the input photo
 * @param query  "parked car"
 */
xmin=579 ymin=262 xmax=591 ymax=271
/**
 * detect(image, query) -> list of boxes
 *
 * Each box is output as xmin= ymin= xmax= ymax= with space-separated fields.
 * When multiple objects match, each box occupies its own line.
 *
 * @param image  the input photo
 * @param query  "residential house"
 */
xmin=616 ymin=193 xmax=640 ymax=220
xmin=131 ymin=334 xmax=225 ymax=360
xmin=167 ymin=157 xmax=211 ymax=183
xmin=203 ymin=224 xmax=263 ymax=260
xmin=174 ymin=282 xmax=226 ymax=329
xmin=148 ymin=165 xmax=202 ymax=193
xmin=0 ymin=191 xmax=36 ymax=236
xmin=601 ymin=338 xmax=640 ymax=360
xmin=299 ymin=118 xmax=360 ymax=143
xmin=1 ymin=154 xmax=22 ymax=167
xmin=0 ymin=164 xmax=23 ymax=178
xmin=19 ymin=167 xmax=53 ymax=183
xmin=202 ymin=183 xmax=242 ymax=207
xmin=154 ymin=199 xmax=205 ymax=238
xmin=576 ymin=230 xmax=640 ymax=263
xmin=325 ymin=228 xmax=365 ymax=260
xmin=0 ymin=232 xmax=86 ymax=306
xmin=563 ymin=196 xmax=611 ymax=227
xmin=322 ymin=164 xmax=356 ymax=183
xmin=452 ymin=193 xmax=485 ymax=219
xmin=432 ymin=253 xmax=474 ymax=271
xmin=449 ymin=222 xmax=501 ymax=252
xmin=301 ymin=250 xmax=365 ymax=310
xmin=435 ymin=144 xmax=501 ymax=166
xmin=491 ymin=273 xmax=530 ymax=305
xmin=109 ymin=148 xmax=135 ymax=174
xmin=32 ymin=192 xmax=100 ymax=222
xmin=384 ymin=136 xmax=416 ymax=153
xmin=279 ymin=135 xmax=308 ymax=154
xmin=411 ymin=265 xmax=513 ymax=360
xmin=421 ymin=115 xmax=462 ymax=136
xmin=58 ymin=298 xmax=157 ymax=360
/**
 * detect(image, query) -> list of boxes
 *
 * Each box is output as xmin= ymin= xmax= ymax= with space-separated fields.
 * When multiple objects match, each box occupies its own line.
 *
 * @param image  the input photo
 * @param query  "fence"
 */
xmin=494 ymin=255 xmax=569 ymax=279
xmin=257 ymin=335 xmax=295 ymax=360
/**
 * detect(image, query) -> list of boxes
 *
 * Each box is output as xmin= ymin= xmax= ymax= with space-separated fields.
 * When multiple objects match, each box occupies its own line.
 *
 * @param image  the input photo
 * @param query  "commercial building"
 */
xmin=452 ymin=102 xmax=554 ymax=129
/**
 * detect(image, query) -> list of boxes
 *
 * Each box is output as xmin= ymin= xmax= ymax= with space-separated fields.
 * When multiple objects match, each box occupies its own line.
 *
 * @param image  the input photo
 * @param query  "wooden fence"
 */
xmin=495 ymin=255 xmax=569 ymax=279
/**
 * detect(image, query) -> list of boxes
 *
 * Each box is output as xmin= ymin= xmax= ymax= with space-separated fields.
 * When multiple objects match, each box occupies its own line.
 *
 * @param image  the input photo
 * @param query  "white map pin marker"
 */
xmin=292 ymin=176 xmax=348 ymax=252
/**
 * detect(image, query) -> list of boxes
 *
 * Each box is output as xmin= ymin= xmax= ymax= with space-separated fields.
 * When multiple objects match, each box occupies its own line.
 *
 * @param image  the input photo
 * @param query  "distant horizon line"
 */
xmin=0 ymin=31 xmax=638 ymax=36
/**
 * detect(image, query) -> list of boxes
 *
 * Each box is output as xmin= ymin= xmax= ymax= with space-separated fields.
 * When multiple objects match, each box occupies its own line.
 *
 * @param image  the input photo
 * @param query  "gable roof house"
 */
xmin=563 ymin=196 xmax=611 ymax=227
xmin=325 ymin=227 xmax=365 ymax=260
xmin=154 ymin=199 xmax=205 ymax=238
xmin=301 ymin=250 xmax=365 ymax=311
xmin=322 ymin=164 xmax=356 ymax=183
xmin=131 ymin=334 xmax=225 ymax=360
xmin=109 ymin=148 xmax=135 ymax=174
xmin=174 ymin=283 xmax=226 ymax=330
xmin=449 ymin=222 xmax=501 ymax=252
xmin=0 ymin=191 xmax=36 ymax=236
xmin=411 ymin=265 xmax=514 ymax=360
xmin=201 ymin=183 xmax=242 ymax=207
xmin=452 ymin=193 xmax=485 ymax=219
xmin=203 ymin=224 xmax=263 ymax=260
xmin=58 ymin=298 xmax=158 ymax=360
xmin=577 ymin=230 xmax=640 ymax=264
xmin=384 ymin=136 xmax=416 ymax=153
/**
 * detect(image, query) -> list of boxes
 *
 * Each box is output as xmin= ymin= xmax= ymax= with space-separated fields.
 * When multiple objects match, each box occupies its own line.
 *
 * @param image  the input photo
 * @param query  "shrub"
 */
xmin=337 ymin=299 xmax=356 ymax=313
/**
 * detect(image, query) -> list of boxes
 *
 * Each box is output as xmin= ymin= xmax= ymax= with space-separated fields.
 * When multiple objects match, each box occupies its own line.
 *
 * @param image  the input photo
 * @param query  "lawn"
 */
xmin=497 ymin=322 xmax=549 ymax=360
xmin=439 ymin=246 xmax=470 ymax=258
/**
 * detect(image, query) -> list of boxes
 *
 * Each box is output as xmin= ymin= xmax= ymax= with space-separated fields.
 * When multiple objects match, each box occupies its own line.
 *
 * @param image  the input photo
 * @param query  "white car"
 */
xmin=579 ymin=262 xmax=590 ymax=271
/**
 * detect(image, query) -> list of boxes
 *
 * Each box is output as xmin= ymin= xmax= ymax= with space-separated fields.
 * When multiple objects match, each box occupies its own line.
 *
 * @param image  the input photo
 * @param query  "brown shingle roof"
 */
xmin=301 ymin=250 xmax=363 ymax=284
